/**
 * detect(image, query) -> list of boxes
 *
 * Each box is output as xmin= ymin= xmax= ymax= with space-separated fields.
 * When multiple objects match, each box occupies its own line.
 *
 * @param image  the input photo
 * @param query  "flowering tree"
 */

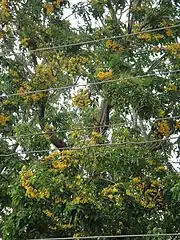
xmin=0 ymin=0 xmax=180 ymax=239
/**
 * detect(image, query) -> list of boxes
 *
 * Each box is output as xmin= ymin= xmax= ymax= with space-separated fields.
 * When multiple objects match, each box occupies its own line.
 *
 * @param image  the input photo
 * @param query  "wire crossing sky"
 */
xmin=0 ymin=136 xmax=178 ymax=158
xmin=29 ymin=24 xmax=180 ymax=53
xmin=2 ymin=70 xmax=180 ymax=98
xmin=1 ymin=115 xmax=179 ymax=140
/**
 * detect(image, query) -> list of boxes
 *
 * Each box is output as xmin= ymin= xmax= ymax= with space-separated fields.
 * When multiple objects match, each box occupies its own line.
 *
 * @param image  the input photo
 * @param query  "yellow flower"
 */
xmin=175 ymin=120 xmax=180 ymax=129
xmin=157 ymin=120 xmax=170 ymax=136
xmin=147 ymin=159 xmax=156 ymax=166
xmin=1 ymin=4 xmax=10 ymax=19
xmin=165 ymin=43 xmax=180 ymax=55
xmin=30 ymin=93 xmax=44 ymax=102
xmin=26 ymin=186 xmax=38 ymax=199
xmin=133 ymin=177 xmax=140 ymax=184
xmin=97 ymin=71 xmax=105 ymax=80
xmin=20 ymin=37 xmax=29 ymax=47
xmin=105 ymin=40 xmax=124 ymax=52
xmin=43 ymin=209 xmax=53 ymax=217
xmin=111 ymin=187 xmax=118 ymax=193
xmin=165 ymin=84 xmax=177 ymax=92
xmin=73 ymin=197 xmax=81 ymax=204
xmin=44 ymin=3 xmax=54 ymax=16
xmin=156 ymin=166 xmax=166 ymax=172
xmin=53 ymin=0 xmax=61 ymax=7
xmin=152 ymin=34 xmax=164 ymax=40
xmin=97 ymin=69 xmax=113 ymax=81
xmin=105 ymin=40 xmax=113 ymax=49
xmin=61 ymin=224 xmax=73 ymax=229
xmin=0 ymin=113 xmax=9 ymax=126
xmin=43 ymin=124 xmax=55 ymax=140
xmin=107 ymin=194 xmax=114 ymax=200
xmin=166 ymin=29 xmax=173 ymax=37
xmin=72 ymin=89 xmax=91 ymax=108
xmin=138 ymin=33 xmax=151 ymax=41
xmin=39 ymin=189 xmax=50 ymax=199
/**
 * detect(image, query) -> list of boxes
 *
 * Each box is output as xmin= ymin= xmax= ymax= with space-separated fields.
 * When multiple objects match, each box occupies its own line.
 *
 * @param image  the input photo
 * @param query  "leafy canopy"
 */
xmin=0 ymin=0 xmax=180 ymax=239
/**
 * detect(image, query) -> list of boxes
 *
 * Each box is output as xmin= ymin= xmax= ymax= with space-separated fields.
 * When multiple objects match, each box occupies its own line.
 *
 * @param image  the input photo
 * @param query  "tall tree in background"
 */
xmin=0 ymin=0 xmax=180 ymax=239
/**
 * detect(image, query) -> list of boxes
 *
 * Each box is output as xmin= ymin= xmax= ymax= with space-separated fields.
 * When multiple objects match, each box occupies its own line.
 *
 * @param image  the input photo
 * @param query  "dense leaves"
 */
xmin=0 ymin=0 xmax=180 ymax=239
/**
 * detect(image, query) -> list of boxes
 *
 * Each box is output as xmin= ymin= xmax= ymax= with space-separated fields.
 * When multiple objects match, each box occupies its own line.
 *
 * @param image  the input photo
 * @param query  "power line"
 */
xmin=0 ymin=136 xmax=178 ymax=158
xmin=3 ymin=70 xmax=180 ymax=98
xmin=29 ymin=233 xmax=180 ymax=240
xmin=1 ymin=24 xmax=178 ymax=57
xmin=29 ymin=24 xmax=180 ymax=53
xmin=1 ymin=115 xmax=179 ymax=140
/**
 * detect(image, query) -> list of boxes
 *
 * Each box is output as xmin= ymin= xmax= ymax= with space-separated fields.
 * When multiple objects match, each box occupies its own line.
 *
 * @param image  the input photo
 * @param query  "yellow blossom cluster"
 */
xmin=21 ymin=166 xmax=50 ymax=199
xmin=138 ymin=33 xmax=164 ymax=41
xmin=53 ymin=0 xmax=61 ymax=7
xmin=132 ymin=177 xmax=140 ymax=184
xmin=155 ymin=165 xmax=166 ymax=172
xmin=102 ymin=184 xmax=118 ymax=195
xmin=156 ymin=120 xmax=170 ymax=137
xmin=72 ymin=194 xmax=93 ymax=204
xmin=35 ymin=64 xmax=57 ymax=86
xmin=165 ymin=43 xmax=180 ymax=56
xmin=18 ymin=82 xmax=44 ymax=102
xmin=0 ymin=113 xmax=9 ymax=126
xmin=0 ymin=0 xmax=10 ymax=20
xmin=43 ymin=124 xmax=55 ymax=140
xmin=18 ymin=64 xmax=56 ymax=102
xmin=43 ymin=209 xmax=54 ymax=217
xmin=43 ymin=210 xmax=73 ymax=231
xmin=72 ymin=89 xmax=91 ymax=108
xmin=89 ymin=0 xmax=106 ymax=7
xmin=89 ymin=131 xmax=104 ymax=144
xmin=64 ymin=56 xmax=89 ymax=75
xmin=96 ymin=69 xmax=113 ymax=81
xmin=126 ymin=179 xmax=164 ymax=209
xmin=166 ymin=29 xmax=173 ymax=37
xmin=9 ymin=69 xmax=20 ymax=84
xmin=105 ymin=40 xmax=125 ymax=52
xmin=147 ymin=159 xmax=156 ymax=166
xmin=49 ymin=223 xmax=73 ymax=231
xmin=20 ymin=167 xmax=38 ymax=198
xmin=175 ymin=120 xmax=180 ymax=129
xmin=39 ymin=189 xmax=50 ymax=199
xmin=131 ymin=6 xmax=146 ymax=13
xmin=44 ymin=150 xmax=73 ymax=170
xmin=20 ymin=37 xmax=29 ymax=47
xmin=3 ymin=99 xmax=17 ymax=106
xmin=164 ymin=83 xmax=177 ymax=92
xmin=44 ymin=3 xmax=54 ymax=15
xmin=102 ymin=184 xmax=123 ymax=204
xmin=44 ymin=0 xmax=62 ymax=15
xmin=52 ymin=195 xmax=63 ymax=204
xmin=52 ymin=160 xmax=67 ymax=170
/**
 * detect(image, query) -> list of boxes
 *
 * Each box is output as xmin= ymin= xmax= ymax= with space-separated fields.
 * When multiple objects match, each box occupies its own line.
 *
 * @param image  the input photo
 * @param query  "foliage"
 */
xmin=0 ymin=0 xmax=180 ymax=239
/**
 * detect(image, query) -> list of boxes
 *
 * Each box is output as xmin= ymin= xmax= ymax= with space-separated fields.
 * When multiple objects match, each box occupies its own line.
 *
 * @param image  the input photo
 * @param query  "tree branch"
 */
xmin=38 ymin=98 xmax=67 ymax=150
xmin=94 ymin=100 xmax=111 ymax=135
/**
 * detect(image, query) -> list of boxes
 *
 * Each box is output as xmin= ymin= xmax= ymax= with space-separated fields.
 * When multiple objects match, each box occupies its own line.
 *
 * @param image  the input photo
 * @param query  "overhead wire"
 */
xmin=0 ymin=25 xmax=179 ymax=158
xmin=0 ymin=136 xmax=178 ymax=158
xmin=1 ymin=24 xmax=180 ymax=58
xmin=2 ymin=70 xmax=180 ymax=98
xmin=1 ymin=115 xmax=179 ymax=140
xmin=29 ymin=233 xmax=180 ymax=240
xmin=29 ymin=24 xmax=180 ymax=53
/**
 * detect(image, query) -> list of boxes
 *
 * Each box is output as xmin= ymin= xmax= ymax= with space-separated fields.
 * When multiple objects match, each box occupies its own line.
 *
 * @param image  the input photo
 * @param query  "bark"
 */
xmin=39 ymin=99 xmax=67 ymax=150
xmin=94 ymin=100 xmax=111 ymax=135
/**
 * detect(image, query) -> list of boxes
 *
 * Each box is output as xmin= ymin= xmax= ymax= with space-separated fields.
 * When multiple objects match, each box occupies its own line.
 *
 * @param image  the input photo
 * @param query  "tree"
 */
xmin=0 ymin=0 xmax=180 ymax=239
